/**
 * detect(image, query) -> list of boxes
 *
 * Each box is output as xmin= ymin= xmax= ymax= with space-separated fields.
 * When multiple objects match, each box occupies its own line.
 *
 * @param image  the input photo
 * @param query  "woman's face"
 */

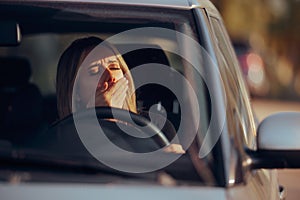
xmin=77 ymin=46 xmax=124 ymax=107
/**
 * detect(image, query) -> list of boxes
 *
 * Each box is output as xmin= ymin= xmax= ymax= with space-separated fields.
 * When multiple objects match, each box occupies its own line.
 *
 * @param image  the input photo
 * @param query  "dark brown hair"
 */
xmin=56 ymin=36 xmax=136 ymax=119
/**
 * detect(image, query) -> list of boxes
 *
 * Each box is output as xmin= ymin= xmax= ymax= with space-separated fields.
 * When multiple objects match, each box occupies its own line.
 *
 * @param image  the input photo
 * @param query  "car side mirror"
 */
xmin=0 ymin=21 xmax=21 ymax=46
xmin=247 ymin=112 xmax=300 ymax=169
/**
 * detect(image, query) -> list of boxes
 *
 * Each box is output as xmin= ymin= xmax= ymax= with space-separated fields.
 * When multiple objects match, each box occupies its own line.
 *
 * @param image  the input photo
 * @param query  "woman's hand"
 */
xmin=163 ymin=144 xmax=186 ymax=154
xmin=87 ymin=76 xmax=128 ymax=108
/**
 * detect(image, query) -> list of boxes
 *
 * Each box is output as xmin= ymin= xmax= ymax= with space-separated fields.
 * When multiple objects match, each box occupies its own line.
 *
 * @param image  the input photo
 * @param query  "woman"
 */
xmin=56 ymin=36 xmax=136 ymax=119
xmin=56 ymin=36 xmax=184 ymax=154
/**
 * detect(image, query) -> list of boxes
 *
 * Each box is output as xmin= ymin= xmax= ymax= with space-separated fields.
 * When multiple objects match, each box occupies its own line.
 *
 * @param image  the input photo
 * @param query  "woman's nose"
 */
xmin=97 ymin=69 xmax=115 ymax=91
xmin=106 ymin=69 xmax=116 ymax=83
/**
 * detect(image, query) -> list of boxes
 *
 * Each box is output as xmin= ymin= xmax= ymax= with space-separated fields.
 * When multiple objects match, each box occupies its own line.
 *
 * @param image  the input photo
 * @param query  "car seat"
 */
xmin=121 ymin=46 xmax=181 ymax=131
xmin=0 ymin=57 xmax=43 ymax=146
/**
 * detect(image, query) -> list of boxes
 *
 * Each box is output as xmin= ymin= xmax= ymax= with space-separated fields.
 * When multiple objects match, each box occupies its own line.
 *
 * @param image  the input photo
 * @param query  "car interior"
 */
xmin=0 ymin=2 xmax=217 ymax=186
xmin=0 ymin=4 xmax=191 ymax=146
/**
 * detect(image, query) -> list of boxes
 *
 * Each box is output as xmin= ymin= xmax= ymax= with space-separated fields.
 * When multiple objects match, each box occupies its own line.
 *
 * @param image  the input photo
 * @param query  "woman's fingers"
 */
xmin=111 ymin=85 xmax=128 ymax=107
xmin=108 ymin=77 xmax=128 ymax=94
xmin=109 ymin=78 xmax=128 ymax=107
xmin=163 ymin=144 xmax=186 ymax=154
xmin=93 ymin=77 xmax=128 ymax=108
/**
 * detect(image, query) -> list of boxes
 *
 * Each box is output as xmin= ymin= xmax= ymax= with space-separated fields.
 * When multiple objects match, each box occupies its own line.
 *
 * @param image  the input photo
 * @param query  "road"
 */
xmin=252 ymin=98 xmax=300 ymax=200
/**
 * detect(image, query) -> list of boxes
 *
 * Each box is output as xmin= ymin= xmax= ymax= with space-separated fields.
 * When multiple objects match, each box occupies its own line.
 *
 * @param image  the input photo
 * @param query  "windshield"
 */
xmin=0 ymin=2 xmax=217 ymax=186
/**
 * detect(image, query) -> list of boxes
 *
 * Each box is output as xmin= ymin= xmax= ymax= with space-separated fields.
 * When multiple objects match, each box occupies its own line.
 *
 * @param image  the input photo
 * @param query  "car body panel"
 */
xmin=202 ymin=5 xmax=281 ymax=200
xmin=0 ymin=0 xmax=221 ymax=10
xmin=0 ymin=183 xmax=227 ymax=200
xmin=0 ymin=0 xmax=284 ymax=199
xmin=0 ymin=0 xmax=191 ymax=9
xmin=227 ymin=170 xmax=279 ymax=200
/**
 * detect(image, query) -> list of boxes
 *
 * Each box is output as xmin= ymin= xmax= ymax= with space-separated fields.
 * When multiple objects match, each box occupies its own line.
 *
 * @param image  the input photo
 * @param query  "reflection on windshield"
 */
xmin=0 ymin=8 xmax=216 ymax=186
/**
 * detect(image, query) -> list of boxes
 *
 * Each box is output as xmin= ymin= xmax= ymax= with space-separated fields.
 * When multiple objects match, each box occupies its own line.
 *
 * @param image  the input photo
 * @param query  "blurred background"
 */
xmin=210 ymin=0 xmax=300 ymax=199
xmin=213 ymin=0 xmax=300 ymax=100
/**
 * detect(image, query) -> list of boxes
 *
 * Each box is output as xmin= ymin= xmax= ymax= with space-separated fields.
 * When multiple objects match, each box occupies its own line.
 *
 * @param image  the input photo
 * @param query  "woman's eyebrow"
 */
xmin=88 ymin=59 xmax=101 ymax=68
xmin=88 ymin=58 xmax=117 ymax=69
xmin=107 ymin=59 xmax=118 ymax=64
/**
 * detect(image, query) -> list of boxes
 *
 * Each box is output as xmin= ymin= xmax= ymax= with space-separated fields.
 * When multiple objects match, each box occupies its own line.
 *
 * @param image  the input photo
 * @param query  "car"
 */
xmin=0 ymin=0 xmax=299 ymax=199
xmin=233 ymin=41 xmax=269 ymax=97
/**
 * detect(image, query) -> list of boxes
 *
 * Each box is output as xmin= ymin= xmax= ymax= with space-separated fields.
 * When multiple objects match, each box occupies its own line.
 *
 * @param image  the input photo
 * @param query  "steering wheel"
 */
xmin=55 ymin=107 xmax=171 ymax=148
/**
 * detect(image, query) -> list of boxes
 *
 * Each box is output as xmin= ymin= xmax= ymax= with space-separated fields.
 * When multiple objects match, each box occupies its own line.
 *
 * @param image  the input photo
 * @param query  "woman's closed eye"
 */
xmin=108 ymin=61 xmax=121 ymax=71
xmin=88 ymin=65 xmax=101 ymax=75
xmin=88 ymin=60 xmax=120 ymax=76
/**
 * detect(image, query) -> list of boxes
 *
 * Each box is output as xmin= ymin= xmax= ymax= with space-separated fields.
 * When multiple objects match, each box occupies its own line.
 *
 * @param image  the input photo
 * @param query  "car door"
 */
xmin=200 ymin=7 xmax=281 ymax=200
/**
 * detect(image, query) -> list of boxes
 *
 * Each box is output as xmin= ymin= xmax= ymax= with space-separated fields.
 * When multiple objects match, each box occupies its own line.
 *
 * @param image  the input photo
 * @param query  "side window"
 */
xmin=209 ymin=17 xmax=257 ymax=150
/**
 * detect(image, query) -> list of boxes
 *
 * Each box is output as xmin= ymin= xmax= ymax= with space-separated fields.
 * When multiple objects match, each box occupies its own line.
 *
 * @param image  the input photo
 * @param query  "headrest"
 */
xmin=0 ymin=57 xmax=31 ymax=87
xmin=122 ymin=47 xmax=170 ymax=68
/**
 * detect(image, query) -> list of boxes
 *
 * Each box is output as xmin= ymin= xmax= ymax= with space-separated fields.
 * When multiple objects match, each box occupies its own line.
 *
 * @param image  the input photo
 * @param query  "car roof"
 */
xmin=0 ymin=0 xmax=217 ymax=10
xmin=47 ymin=0 xmax=190 ymax=8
